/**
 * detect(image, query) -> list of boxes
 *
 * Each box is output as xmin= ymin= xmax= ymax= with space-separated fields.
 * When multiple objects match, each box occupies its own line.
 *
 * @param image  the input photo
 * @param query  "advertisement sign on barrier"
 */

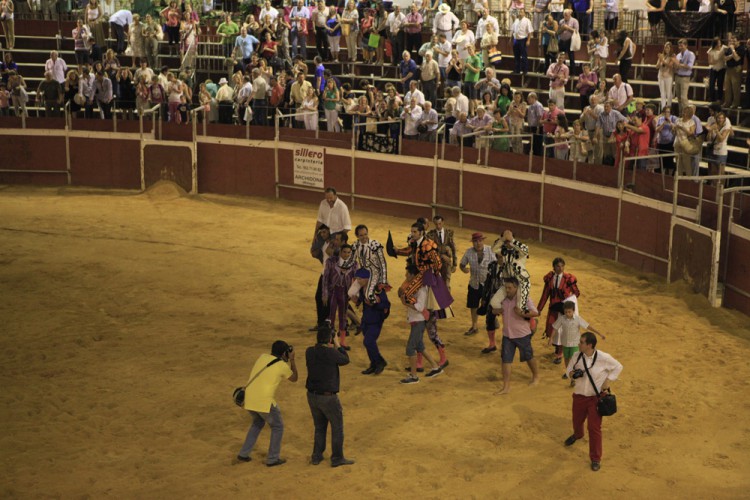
xmin=293 ymin=146 xmax=325 ymax=188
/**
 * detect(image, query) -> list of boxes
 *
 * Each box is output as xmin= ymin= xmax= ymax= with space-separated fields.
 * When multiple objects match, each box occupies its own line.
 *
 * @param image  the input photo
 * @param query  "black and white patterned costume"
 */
xmin=489 ymin=238 xmax=531 ymax=312
xmin=347 ymin=239 xmax=389 ymax=301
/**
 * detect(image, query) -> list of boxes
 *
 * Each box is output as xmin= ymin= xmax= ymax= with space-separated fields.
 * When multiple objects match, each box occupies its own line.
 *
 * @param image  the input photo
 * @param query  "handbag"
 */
xmin=580 ymin=352 xmax=618 ymax=417
xmin=368 ymin=32 xmax=381 ymax=48
xmin=233 ymin=358 xmax=282 ymax=407
xmin=488 ymin=48 xmax=502 ymax=66
xmin=548 ymin=34 xmax=559 ymax=53
xmin=341 ymin=21 xmax=350 ymax=36
xmin=570 ymin=30 xmax=581 ymax=52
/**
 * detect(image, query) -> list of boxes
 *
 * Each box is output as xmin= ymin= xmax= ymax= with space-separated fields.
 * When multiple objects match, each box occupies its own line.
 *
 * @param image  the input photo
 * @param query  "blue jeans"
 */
xmin=239 ymin=405 xmax=284 ymax=463
xmin=290 ymin=30 xmax=307 ymax=59
xmin=513 ymin=38 xmax=528 ymax=73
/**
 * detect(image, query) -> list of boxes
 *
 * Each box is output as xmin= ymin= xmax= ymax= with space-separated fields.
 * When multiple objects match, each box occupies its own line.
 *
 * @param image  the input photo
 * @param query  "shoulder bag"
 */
xmin=579 ymin=351 xmax=618 ymax=417
xmin=233 ymin=358 xmax=282 ymax=408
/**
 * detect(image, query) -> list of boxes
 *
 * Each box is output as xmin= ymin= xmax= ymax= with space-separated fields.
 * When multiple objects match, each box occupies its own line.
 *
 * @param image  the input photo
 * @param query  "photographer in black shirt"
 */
xmin=305 ymin=326 xmax=355 ymax=467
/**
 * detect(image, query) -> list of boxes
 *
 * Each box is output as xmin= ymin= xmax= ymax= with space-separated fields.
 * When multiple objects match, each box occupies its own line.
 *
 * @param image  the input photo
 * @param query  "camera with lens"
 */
xmin=571 ymin=369 xmax=584 ymax=379
xmin=287 ymin=344 xmax=294 ymax=354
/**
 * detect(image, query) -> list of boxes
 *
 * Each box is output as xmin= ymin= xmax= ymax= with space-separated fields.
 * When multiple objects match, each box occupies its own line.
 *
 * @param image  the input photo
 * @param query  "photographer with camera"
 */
xmin=305 ymin=326 xmax=355 ymax=467
xmin=565 ymin=332 xmax=623 ymax=472
xmin=237 ymin=340 xmax=298 ymax=466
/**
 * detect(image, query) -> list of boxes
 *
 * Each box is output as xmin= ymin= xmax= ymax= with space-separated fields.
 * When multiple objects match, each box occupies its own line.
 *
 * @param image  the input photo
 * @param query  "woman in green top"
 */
xmin=491 ymin=108 xmax=511 ymax=152
xmin=323 ymin=79 xmax=341 ymax=133
xmin=217 ymin=14 xmax=240 ymax=58
xmin=463 ymin=45 xmax=483 ymax=115
xmin=496 ymin=84 xmax=512 ymax=117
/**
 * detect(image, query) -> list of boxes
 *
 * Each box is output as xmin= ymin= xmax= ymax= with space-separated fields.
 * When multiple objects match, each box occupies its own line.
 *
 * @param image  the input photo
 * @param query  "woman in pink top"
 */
xmin=161 ymin=1 xmax=182 ymax=55
xmin=576 ymin=62 xmax=598 ymax=111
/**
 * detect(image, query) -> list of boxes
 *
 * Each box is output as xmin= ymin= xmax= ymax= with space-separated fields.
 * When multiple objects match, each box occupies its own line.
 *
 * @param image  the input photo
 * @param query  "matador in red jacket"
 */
xmin=537 ymin=257 xmax=580 ymax=362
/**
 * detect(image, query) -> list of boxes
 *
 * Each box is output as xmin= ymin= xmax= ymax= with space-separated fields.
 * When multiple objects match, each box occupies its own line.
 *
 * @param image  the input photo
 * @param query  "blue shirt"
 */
xmin=235 ymin=34 xmax=260 ymax=59
xmin=572 ymin=0 xmax=590 ymax=11
xmin=315 ymin=64 xmax=326 ymax=92
xmin=691 ymin=114 xmax=703 ymax=135
xmin=676 ymin=49 xmax=695 ymax=77
xmin=326 ymin=17 xmax=341 ymax=37
xmin=656 ymin=115 xmax=676 ymax=144
xmin=400 ymin=59 xmax=418 ymax=85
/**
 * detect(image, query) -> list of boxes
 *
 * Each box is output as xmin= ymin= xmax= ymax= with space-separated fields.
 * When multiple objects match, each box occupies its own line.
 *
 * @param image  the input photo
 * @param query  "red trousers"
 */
xmin=572 ymin=394 xmax=603 ymax=462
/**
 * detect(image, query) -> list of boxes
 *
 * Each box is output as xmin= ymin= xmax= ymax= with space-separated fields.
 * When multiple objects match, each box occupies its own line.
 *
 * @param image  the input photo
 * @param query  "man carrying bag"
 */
xmin=564 ymin=331 xmax=623 ymax=472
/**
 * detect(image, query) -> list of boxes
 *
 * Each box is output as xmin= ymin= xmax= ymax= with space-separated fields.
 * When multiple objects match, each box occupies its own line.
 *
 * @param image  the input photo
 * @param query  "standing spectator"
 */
xmin=305 ymin=327 xmax=354 ymax=467
xmin=322 ymin=79 xmax=340 ymax=132
xmin=401 ymin=97 xmax=423 ymax=140
xmin=623 ymin=113 xmax=651 ymax=170
xmin=251 ymin=68 xmax=269 ymax=126
xmin=314 ymin=0 xmax=332 ymax=61
xmin=37 ymin=71 xmax=64 ymax=117
xmin=93 ymin=71 xmax=114 ymax=119
xmin=217 ymin=14 xmax=240 ymax=59
xmin=289 ymin=0 xmax=310 ymax=61
xmin=161 ymin=1 xmax=181 ymax=56
xmin=8 ymin=71 xmax=27 ymax=117
xmin=86 ymin=0 xmax=106 ymax=60
xmin=507 ymin=91 xmax=528 ymax=153
xmin=166 ymin=72 xmax=183 ymax=123
xmin=463 ymin=45 xmax=482 ymax=113
xmin=672 ymin=106 xmax=696 ymax=176
xmin=259 ymin=0 xmax=279 ymax=22
xmin=588 ymin=31 xmax=609 ymax=82
xmin=326 ymin=9 xmax=342 ymax=63
xmin=404 ymin=79 xmax=425 ymax=106
xmin=553 ymin=114 xmax=571 ymax=160
xmin=541 ymin=14 xmax=559 ymax=71
xmin=468 ymin=105 xmax=493 ymax=147
xmin=109 ymin=9 xmax=132 ymax=55
xmin=341 ymin=0 xmax=359 ymax=63
xmin=454 ymin=20 xmax=476 ymax=61
xmin=0 ymin=0 xmax=15 ymax=50
xmin=495 ymin=278 xmax=540 ymax=395
xmin=722 ymin=35 xmax=744 ymax=109
xmin=511 ymin=9 xmax=533 ymax=75
xmin=706 ymin=37 xmax=726 ymax=103
xmin=236 ymin=340 xmax=298 ymax=466
xmin=527 ymin=92 xmax=545 ymax=156
xmin=582 ymin=94 xmax=603 ymax=162
xmin=432 ymin=3 xmax=459 ymax=43
xmin=595 ymin=101 xmax=627 ymax=164
xmin=290 ymin=72 xmax=312 ymax=127
xmin=655 ymin=107 xmax=677 ymax=174
xmin=531 ymin=0 xmax=550 ymax=35
xmin=417 ymin=100 xmax=439 ymax=141
xmin=705 ymin=111 xmax=732 ymax=178
xmin=614 ymin=31 xmax=635 ymax=83
xmin=129 ymin=15 xmax=146 ymax=66
xmin=72 ymin=20 xmax=91 ymax=73
xmin=474 ymin=67 xmax=501 ymax=104
xmin=45 ymin=51 xmax=68 ymax=85
xmin=302 ymin=86 xmax=319 ymax=131
xmin=404 ymin=4 xmax=423 ymax=60
xmin=359 ymin=8 xmax=375 ymax=64
xmin=399 ymin=51 xmax=418 ymax=94
xmin=572 ymin=0 xmax=593 ymax=37
xmin=674 ymin=39 xmax=694 ymax=113
xmin=714 ymin=0 xmax=736 ymax=40
xmin=373 ymin=4 xmax=388 ymax=65
xmin=433 ymin=32 xmax=452 ymax=84
xmin=603 ymin=0 xmax=619 ymax=38
xmin=577 ymin=62 xmax=597 ymax=111
xmin=479 ymin=19 xmax=499 ymax=69
xmin=141 ymin=15 xmax=160 ymax=70
xmin=646 ymin=0 xmax=665 ymax=41
xmin=607 ymin=73 xmax=633 ymax=113
xmin=314 ymin=56 xmax=326 ymax=95
xmin=546 ymin=52 xmax=569 ymax=109
xmin=234 ymin=27 xmax=261 ymax=67
xmin=656 ymin=41 xmax=675 ymax=112
xmin=420 ymin=51 xmax=440 ymax=106
xmin=564 ymin=332 xmax=623 ymax=472
xmin=558 ymin=9 xmax=579 ymax=69
xmin=541 ymin=99 xmax=562 ymax=156
xmin=215 ymin=77 xmax=234 ymax=124
xmin=387 ymin=5 xmax=406 ymax=66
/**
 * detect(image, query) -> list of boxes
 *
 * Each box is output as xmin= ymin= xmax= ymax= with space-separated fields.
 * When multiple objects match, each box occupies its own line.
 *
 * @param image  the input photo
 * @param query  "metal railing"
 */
xmin=475 ymin=133 xmax=534 ymax=173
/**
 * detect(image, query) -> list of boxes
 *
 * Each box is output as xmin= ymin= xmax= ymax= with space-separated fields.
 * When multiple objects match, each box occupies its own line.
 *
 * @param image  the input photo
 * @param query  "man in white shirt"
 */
xmin=313 ymin=0 xmax=331 ymax=61
xmin=404 ymin=79 xmax=425 ymax=107
xmin=510 ymin=8 xmax=533 ymax=74
xmin=475 ymin=9 xmax=499 ymax=39
xmin=289 ymin=0 xmax=310 ymax=60
xmin=251 ymin=68 xmax=269 ymax=126
xmin=452 ymin=86 xmax=469 ymax=119
xmin=565 ymin=332 xmax=623 ymax=472
xmin=259 ymin=0 xmax=279 ymax=22
xmin=387 ymin=6 xmax=406 ymax=65
xmin=109 ymin=9 xmax=133 ymax=54
xmin=433 ymin=3 xmax=460 ymax=43
xmin=432 ymin=33 xmax=452 ymax=82
xmin=315 ymin=187 xmax=351 ymax=239
xmin=417 ymin=101 xmax=440 ymax=141
xmin=44 ymin=51 xmax=68 ymax=84
xmin=237 ymin=75 xmax=254 ymax=125
xmin=606 ymin=73 xmax=633 ymax=112
xmin=401 ymin=98 xmax=424 ymax=139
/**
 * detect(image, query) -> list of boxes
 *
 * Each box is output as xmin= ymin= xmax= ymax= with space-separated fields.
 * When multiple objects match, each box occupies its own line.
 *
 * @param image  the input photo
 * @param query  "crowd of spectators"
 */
xmin=0 ymin=0 xmax=748 ymax=170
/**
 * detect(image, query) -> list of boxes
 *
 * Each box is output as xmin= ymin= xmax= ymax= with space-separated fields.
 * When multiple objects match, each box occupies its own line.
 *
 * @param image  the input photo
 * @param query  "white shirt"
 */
xmin=607 ymin=82 xmax=632 ymax=108
xmin=237 ymin=81 xmax=253 ymax=104
xmin=45 ymin=58 xmax=68 ymax=84
xmin=313 ymin=6 xmax=329 ymax=27
xmin=435 ymin=40 xmax=452 ymax=68
xmin=511 ymin=17 xmax=533 ymax=40
xmin=433 ymin=11 xmax=459 ymax=33
xmin=476 ymin=16 xmax=498 ymax=39
xmin=453 ymin=29 xmax=475 ymax=60
xmin=259 ymin=6 xmax=279 ymax=22
xmin=406 ymin=286 xmax=428 ymax=323
xmin=387 ymin=11 xmax=406 ymax=33
xmin=454 ymin=93 xmax=469 ymax=118
xmin=317 ymin=197 xmax=351 ymax=234
xmin=404 ymin=89 xmax=425 ymax=106
xmin=419 ymin=108 xmax=440 ymax=131
xmin=109 ymin=9 xmax=133 ymax=26
xmin=401 ymin=104 xmax=424 ymax=135
xmin=552 ymin=314 xmax=589 ymax=347
xmin=567 ymin=350 xmax=623 ymax=397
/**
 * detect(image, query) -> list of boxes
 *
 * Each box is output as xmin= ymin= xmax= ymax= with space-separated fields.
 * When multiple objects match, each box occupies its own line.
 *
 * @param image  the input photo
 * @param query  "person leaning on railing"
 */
xmin=217 ymin=14 xmax=240 ymax=59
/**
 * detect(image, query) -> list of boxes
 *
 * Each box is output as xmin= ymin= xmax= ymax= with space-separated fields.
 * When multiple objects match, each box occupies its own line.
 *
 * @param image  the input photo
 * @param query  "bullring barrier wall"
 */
xmin=2 ymin=119 xmax=749 ymax=317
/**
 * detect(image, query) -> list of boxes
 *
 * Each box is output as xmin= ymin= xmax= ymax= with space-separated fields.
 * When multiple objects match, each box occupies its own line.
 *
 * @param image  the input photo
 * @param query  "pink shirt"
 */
xmin=501 ymin=296 xmax=538 ymax=339
xmin=546 ymin=62 xmax=569 ymax=89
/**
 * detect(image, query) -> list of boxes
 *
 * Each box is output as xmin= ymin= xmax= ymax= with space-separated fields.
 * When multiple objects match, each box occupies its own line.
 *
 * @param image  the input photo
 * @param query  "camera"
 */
xmin=571 ymin=369 xmax=584 ymax=379
xmin=287 ymin=344 xmax=294 ymax=354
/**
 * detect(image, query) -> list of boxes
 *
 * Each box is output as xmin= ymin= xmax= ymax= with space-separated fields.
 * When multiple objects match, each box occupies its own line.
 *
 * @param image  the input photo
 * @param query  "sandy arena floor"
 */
xmin=1 ymin=184 xmax=749 ymax=499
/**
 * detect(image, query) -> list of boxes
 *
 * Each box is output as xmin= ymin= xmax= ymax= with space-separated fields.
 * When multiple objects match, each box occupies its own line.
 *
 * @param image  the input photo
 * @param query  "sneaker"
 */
xmin=425 ymin=367 xmax=443 ymax=378
xmin=400 ymin=374 xmax=419 ymax=384
xmin=236 ymin=455 xmax=251 ymax=462
xmin=266 ymin=458 xmax=287 ymax=467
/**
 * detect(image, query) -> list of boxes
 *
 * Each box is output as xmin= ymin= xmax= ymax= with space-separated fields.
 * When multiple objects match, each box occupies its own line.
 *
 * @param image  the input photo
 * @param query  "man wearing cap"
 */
xmin=216 ymin=77 xmax=234 ymax=124
xmin=433 ymin=3 xmax=460 ymax=43
xmin=459 ymin=232 xmax=496 ymax=341
xmin=237 ymin=340 xmax=298 ymax=466
xmin=305 ymin=326 xmax=355 ymax=467
xmin=352 ymin=268 xmax=390 ymax=375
